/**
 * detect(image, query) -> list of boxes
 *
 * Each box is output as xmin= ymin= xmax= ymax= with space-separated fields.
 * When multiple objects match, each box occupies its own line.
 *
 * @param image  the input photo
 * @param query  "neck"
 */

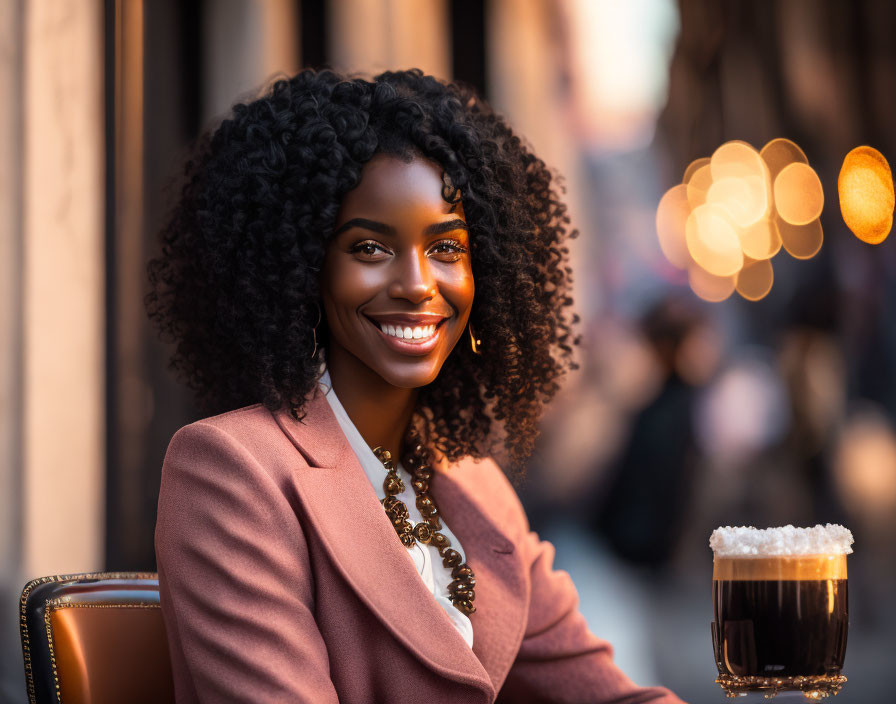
xmin=326 ymin=347 xmax=419 ymax=463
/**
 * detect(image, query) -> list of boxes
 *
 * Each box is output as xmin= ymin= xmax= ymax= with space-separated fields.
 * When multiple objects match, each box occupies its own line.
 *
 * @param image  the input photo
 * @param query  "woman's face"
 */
xmin=319 ymin=153 xmax=474 ymax=389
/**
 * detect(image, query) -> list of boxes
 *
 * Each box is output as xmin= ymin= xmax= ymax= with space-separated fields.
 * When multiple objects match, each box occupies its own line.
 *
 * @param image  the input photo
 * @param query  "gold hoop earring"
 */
xmin=468 ymin=322 xmax=482 ymax=355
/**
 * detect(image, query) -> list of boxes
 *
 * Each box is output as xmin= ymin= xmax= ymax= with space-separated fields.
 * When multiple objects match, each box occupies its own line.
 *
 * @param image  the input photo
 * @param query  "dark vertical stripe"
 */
xmin=106 ymin=0 xmax=206 ymax=570
xmin=300 ymin=0 xmax=329 ymax=69
xmin=103 ymin=0 xmax=119 ymax=570
xmin=179 ymin=0 xmax=203 ymax=135
xmin=451 ymin=0 xmax=488 ymax=99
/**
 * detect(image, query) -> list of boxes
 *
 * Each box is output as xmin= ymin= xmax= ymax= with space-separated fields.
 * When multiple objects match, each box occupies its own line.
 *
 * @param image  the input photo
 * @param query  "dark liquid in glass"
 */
xmin=712 ymin=578 xmax=848 ymax=677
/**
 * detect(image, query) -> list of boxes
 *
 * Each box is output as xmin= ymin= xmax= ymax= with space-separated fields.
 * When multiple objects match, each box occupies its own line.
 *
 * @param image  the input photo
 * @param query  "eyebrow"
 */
xmin=332 ymin=217 xmax=468 ymax=238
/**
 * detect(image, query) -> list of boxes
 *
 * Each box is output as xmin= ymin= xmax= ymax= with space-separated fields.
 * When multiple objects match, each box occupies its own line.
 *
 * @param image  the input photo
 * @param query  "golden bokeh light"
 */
xmin=774 ymin=162 xmax=825 ymax=225
xmin=656 ymin=137 xmax=827 ymax=303
xmin=777 ymin=216 xmax=824 ymax=260
xmin=706 ymin=175 xmax=768 ymax=228
xmin=683 ymin=157 xmax=710 ymax=184
xmin=655 ymin=184 xmax=691 ymax=269
xmin=686 ymin=164 xmax=713 ymax=209
xmin=685 ymin=203 xmax=744 ymax=277
xmin=738 ymin=216 xmax=782 ymax=260
xmin=688 ymin=264 xmax=735 ymax=302
xmin=711 ymin=141 xmax=767 ymax=182
xmin=735 ymin=258 xmax=774 ymax=301
xmin=838 ymin=145 xmax=895 ymax=245
xmin=760 ymin=138 xmax=808 ymax=181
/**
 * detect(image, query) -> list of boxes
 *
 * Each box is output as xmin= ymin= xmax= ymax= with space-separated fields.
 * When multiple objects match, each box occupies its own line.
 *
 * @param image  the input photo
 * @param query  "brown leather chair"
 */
xmin=19 ymin=572 xmax=175 ymax=704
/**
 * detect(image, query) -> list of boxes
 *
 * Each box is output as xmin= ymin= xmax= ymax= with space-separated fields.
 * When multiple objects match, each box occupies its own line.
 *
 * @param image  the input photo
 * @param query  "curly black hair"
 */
xmin=145 ymin=67 xmax=580 ymax=471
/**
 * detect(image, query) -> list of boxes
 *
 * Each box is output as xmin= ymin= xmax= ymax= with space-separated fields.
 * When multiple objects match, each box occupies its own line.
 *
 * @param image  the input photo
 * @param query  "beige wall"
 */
xmin=20 ymin=0 xmax=106 ymax=579
xmin=203 ymin=0 xmax=300 ymax=123
xmin=328 ymin=0 xmax=450 ymax=79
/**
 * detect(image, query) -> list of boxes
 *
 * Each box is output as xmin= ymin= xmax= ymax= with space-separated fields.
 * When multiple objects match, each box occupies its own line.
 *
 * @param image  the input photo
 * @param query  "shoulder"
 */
xmin=155 ymin=405 xmax=316 ymax=589
xmin=162 ymin=402 xmax=305 ymax=489
xmin=157 ymin=403 xmax=310 ymax=542
xmin=167 ymin=402 xmax=291 ymax=452
xmin=173 ymin=402 xmax=274 ymax=441
xmin=439 ymin=454 xmax=531 ymax=538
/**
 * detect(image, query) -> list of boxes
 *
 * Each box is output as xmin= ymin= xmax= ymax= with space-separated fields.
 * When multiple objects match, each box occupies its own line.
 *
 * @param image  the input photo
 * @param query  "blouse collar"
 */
xmin=317 ymin=365 xmax=405 ymax=488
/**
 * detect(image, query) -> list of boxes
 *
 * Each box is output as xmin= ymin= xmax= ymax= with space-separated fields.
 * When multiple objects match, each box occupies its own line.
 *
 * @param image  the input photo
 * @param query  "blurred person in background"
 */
xmin=589 ymin=295 xmax=719 ymax=572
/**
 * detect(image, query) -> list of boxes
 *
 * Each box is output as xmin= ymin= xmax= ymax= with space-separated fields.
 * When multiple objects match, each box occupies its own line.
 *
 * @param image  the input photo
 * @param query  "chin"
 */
xmin=374 ymin=361 xmax=444 ymax=389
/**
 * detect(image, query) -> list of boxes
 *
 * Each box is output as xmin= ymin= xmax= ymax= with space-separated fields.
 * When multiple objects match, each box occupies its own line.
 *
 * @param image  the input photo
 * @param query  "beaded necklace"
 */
xmin=371 ymin=436 xmax=476 ymax=616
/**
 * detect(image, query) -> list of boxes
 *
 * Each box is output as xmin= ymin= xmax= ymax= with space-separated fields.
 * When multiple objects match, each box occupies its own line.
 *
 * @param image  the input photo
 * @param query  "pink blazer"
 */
xmin=155 ymin=385 xmax=686 ymax=703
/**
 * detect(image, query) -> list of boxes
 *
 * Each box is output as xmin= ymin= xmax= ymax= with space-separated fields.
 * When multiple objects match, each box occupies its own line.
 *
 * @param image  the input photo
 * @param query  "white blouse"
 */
xmin=317 ymin=367 xmax=475 ymax=648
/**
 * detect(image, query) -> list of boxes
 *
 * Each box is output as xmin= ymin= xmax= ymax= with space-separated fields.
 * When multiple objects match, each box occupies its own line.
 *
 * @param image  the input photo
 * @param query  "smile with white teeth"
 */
xmin=378 ymin=323 xmax=438 ymax=340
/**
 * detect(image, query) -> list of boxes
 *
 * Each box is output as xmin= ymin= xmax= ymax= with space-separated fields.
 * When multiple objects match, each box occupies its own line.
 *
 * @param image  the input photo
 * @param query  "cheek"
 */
xmin=320 ymin=261 xmax=360 ymax=341
xmin=446 ymin=262 xmax=475 ymax=310
xmin=436 ymin=263 xmax=475 ymax=336
xmin=321 ymin=258 xmax=374 ymax=309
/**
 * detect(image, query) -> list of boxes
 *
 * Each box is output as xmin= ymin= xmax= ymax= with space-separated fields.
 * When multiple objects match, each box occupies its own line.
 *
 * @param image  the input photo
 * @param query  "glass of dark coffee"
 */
xmin=710 ymin=525 xmax=853 ymax=700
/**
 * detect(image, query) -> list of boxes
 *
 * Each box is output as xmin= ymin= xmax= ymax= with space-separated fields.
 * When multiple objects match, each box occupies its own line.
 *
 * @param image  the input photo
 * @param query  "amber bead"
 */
xmin=451 ymin=565 xmax=473 ymax=579
xmin=441 ymin=549 xmax=462 ymax=567
xmin=414 ymin=469 xmax=433 ymax=482
xmin=411 ymin=479 xmax=428 ymax=494
xmin=399 ymin=531 xmax=416 ymax=548
xmin=384 ymin=475 xmax=405 ymax=496
xmin=425 ymin=515 xmax=442 ymax=531
xmin=452 ymin=588 xmax=474 ymax=602
xmin=431 ymin=533 xmax=450 ymax=550
xmin=412 ymin=522 xmax=433 ymax=544
xmin=392 ymin=507 xmax=409 ymax=522
xmin=417 ymin=498 xmax=438 ymax=518
xmin=454 ymin=600 xmax=475 ymax=615
xmin=448 ymin=576 xmax=476 ymax=592
xmin=417 ymin=504 xmax=437 ymax=519
xmin=384 ymin=501 xmax=408 ymax=522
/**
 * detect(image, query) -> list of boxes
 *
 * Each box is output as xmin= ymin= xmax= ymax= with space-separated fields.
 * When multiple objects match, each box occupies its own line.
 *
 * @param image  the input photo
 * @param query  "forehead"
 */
xmin=338 ymin=153 xmax=461 ymax=217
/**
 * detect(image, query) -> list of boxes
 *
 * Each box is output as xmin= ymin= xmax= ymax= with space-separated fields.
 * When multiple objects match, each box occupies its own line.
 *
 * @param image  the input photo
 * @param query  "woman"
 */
xmin=147 ymin=68 xmax=684 ymax=703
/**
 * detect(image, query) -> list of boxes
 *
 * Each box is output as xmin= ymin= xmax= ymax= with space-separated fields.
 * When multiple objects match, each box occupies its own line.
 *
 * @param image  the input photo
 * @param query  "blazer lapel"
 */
xmin=271 ymin=389 xmax=497 ymax=698
xmin=429 ymin=459 xmax=529 ymax=693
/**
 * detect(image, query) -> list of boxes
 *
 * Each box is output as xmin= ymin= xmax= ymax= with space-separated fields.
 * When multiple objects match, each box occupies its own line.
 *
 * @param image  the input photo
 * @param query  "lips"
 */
xmin=363 ymin=313 xmax=450 ymax=327
xmin=363 ymin=314 xmax=450 ymax=356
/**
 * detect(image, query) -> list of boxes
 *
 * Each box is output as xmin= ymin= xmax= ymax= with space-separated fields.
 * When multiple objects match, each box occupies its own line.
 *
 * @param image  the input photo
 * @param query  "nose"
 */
xmin=388 ymin=247 xmax=437 ymax=302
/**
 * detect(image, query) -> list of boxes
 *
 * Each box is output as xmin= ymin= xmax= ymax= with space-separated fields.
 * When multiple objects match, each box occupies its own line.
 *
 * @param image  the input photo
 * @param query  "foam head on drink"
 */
xmin=710 ymin=524 xmax=853 ymax=687
xmin=711 ymin=524 xmax=853 ymax=580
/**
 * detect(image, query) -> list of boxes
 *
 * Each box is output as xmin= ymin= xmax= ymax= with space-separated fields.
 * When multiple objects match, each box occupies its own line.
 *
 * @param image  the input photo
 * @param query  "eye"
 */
xmin=429 ymin=239 xmax=468 ymax=261
xmin=349 ymin=240 xmax=390 ymax=261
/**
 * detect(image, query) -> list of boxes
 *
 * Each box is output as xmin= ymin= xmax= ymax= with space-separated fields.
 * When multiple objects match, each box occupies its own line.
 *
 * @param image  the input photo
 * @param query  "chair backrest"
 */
xmin=19 ymin=572 xmax=175 ymax=704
